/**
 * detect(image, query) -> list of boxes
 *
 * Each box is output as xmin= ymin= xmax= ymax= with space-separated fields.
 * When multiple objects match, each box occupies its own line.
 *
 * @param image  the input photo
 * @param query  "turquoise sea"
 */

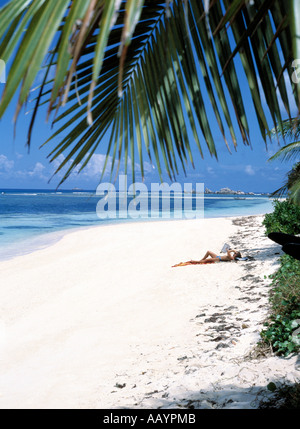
xmin=0 ymin=188 xmax=276 ymax=261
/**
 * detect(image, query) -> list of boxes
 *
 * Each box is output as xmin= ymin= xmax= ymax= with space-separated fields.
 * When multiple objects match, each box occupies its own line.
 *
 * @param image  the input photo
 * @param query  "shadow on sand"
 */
xmin=122 ymin=377 xmax=300 ymax=409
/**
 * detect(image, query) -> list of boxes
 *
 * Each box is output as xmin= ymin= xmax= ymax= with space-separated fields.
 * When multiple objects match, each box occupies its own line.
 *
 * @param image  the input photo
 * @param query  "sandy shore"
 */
xmin=0 ymin=214 xmax=299 ymax=409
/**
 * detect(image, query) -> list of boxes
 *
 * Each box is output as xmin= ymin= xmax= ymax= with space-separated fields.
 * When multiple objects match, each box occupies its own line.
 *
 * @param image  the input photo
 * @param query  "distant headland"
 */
xmin=204 ymin=187 xmax=270 ymax=196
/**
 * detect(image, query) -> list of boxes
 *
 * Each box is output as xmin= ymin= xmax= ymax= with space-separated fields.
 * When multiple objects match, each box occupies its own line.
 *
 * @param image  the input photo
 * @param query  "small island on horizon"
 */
xmin=204 ymin=187 xmax=270 ymax=196
xmin=183 ymin=187 xmax=271 ymax=195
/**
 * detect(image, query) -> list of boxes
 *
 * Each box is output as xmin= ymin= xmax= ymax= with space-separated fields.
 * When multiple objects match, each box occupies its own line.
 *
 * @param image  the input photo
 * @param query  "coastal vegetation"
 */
xmin=260 ymin=253 xmax=300 ymax=356
xmin=263 ymin=199 xmax=300 ymax=236
xmin=261 ymin=201 xmax=300 ymax=356
xmin=259 ymin=216 xmax=300 ymax=408
xmin=260 ymin=115 xmax=300 ymax=357
xmin=259 ymin=116 xmax=300 ymax=405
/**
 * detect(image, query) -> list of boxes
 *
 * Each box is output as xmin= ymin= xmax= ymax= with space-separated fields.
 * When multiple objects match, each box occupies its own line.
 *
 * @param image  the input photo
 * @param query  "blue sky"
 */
xmin=0 ymin=70 xmax=296 ymax=193
xmin=0 ymin=1 xmax=298 ymax=193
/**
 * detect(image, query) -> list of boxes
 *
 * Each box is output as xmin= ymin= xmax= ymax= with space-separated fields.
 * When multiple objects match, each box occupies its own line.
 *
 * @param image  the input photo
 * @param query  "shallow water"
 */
xmin=0 ymin=189 xmax=275 ymax=261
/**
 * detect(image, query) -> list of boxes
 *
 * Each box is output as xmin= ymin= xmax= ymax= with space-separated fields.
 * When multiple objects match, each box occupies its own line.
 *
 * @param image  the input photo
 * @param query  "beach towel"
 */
xmin=172 ymin=259 xmax=216 ymax=267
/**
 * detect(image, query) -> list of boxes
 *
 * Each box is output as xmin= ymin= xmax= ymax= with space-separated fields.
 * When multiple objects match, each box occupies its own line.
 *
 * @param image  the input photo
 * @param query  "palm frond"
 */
xmin=0 ymin=0 xmax=299 ymax=186
xmin=271 ymin=162 xmax=300 ymax=206
xmin=290 ymin=0 xmax=300 ymax=107
xmin=268 ymin=117 xmax=300 ymax=162
xmin=289 ymin=176 xmax=300 ymax=205
xmin=270 ymin=183 xmax=289 ymax=198
xmin=268 ymin=140 xmax=300 ymax=162
xmin=268 ymin=117 xmax=300 ymax=140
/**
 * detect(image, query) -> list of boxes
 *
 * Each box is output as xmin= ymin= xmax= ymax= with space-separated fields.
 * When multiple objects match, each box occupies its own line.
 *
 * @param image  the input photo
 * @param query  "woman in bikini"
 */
xmin=172 ymin=249 xmax=242 ymax=267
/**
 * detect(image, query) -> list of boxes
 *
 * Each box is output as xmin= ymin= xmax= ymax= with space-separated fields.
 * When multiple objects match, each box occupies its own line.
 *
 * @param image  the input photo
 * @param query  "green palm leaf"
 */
xmin=271 ymin=162 xmax=300 ymax=204
xmin=268 ymin=118 xmax=300 ymax=204
xmin=268 ymin=118 xmax=300 ymax=162
xmin=269 ymin=140 xmax=300 ymax=162
xmin=289 ymin=176 xmax=300 ymax=205
xmin=0 ymin=0 xmax=299 ymax=186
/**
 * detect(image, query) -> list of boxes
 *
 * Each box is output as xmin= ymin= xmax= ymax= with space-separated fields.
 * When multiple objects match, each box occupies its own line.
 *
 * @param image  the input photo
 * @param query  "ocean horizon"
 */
xmin=0 ymin=187 xmax=277 ymax=261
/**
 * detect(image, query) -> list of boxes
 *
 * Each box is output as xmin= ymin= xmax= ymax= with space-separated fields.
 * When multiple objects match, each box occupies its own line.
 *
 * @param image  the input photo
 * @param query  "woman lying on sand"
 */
xmin=172 ymin=249 xmax=242 ymax=267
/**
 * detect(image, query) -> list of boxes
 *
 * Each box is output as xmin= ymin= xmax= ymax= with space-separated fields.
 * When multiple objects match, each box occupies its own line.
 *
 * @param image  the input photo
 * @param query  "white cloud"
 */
xmin=0 ymin=154 xmax=48 ymax=181
xmin=245 ymin=164 xmax=255 ymax=176
xmin=74 ymin=154 xmax=155 ymax=181
xmin=49 ymin=153 xmax=112 ymax=181
xmin=16 ymin=162 xmax=45 ymax=179
xmin=142 ymin=161 xmax=155 ymax=173
xmin=28 ymin=162 xmax=46 ymax=179
xmin=0 ymin=155 xmax=14 ymax=172
xmin=81 ymin=154 xmax=111 ymax=178
xmin=0 ymin=151 xmax=158 ymax=186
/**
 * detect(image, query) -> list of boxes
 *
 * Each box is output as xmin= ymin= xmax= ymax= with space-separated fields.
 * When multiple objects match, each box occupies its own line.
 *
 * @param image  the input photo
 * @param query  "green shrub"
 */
xmin=260 ymin=309 xmax=300 ymax=356
xmin=260 ymin=201 xmax=300 ymax=356
xmin=260 ymin=254 xmax=300 ymax=355
xmin=269 ymin=255 xmax=300 ymax=311
xmin=260 ymin=255 xmax=300 ymax=405
xmin=263 ymin=199 xmax=300 ymax=235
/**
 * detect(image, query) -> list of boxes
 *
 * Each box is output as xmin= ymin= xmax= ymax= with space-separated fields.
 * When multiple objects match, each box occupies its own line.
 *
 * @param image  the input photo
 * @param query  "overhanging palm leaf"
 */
xmin=268 ymin=117 xmax=300 ymax=140
xmin=268 ymin=118 xmax=300 ymax=203
xmin=0 ymin=0 xmax=299 ymax=186
xmin=268 ymin=117 xmax=300 ymax=162
xmin=268 ymin=140 xmax=300 ymax=163
xmin=289 ymin=175 xmax=300 ymax=205
xmin=270 ymin=162 xmax=300 ymax=201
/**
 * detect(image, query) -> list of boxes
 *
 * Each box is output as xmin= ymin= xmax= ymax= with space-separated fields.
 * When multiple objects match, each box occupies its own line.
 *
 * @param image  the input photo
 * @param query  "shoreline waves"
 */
xmin=0 ymin=214 xmax=299 ymax=409
xmin=0 ymin=190 xmax=276 ymax=262
xmin=0 ymin=209 xmax=272 ymax=263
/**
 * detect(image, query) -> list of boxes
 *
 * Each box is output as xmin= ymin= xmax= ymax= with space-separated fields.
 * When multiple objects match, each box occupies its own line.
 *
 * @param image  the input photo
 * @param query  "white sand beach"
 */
xmin=0 ymin=214 xmax=299 ymax=409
